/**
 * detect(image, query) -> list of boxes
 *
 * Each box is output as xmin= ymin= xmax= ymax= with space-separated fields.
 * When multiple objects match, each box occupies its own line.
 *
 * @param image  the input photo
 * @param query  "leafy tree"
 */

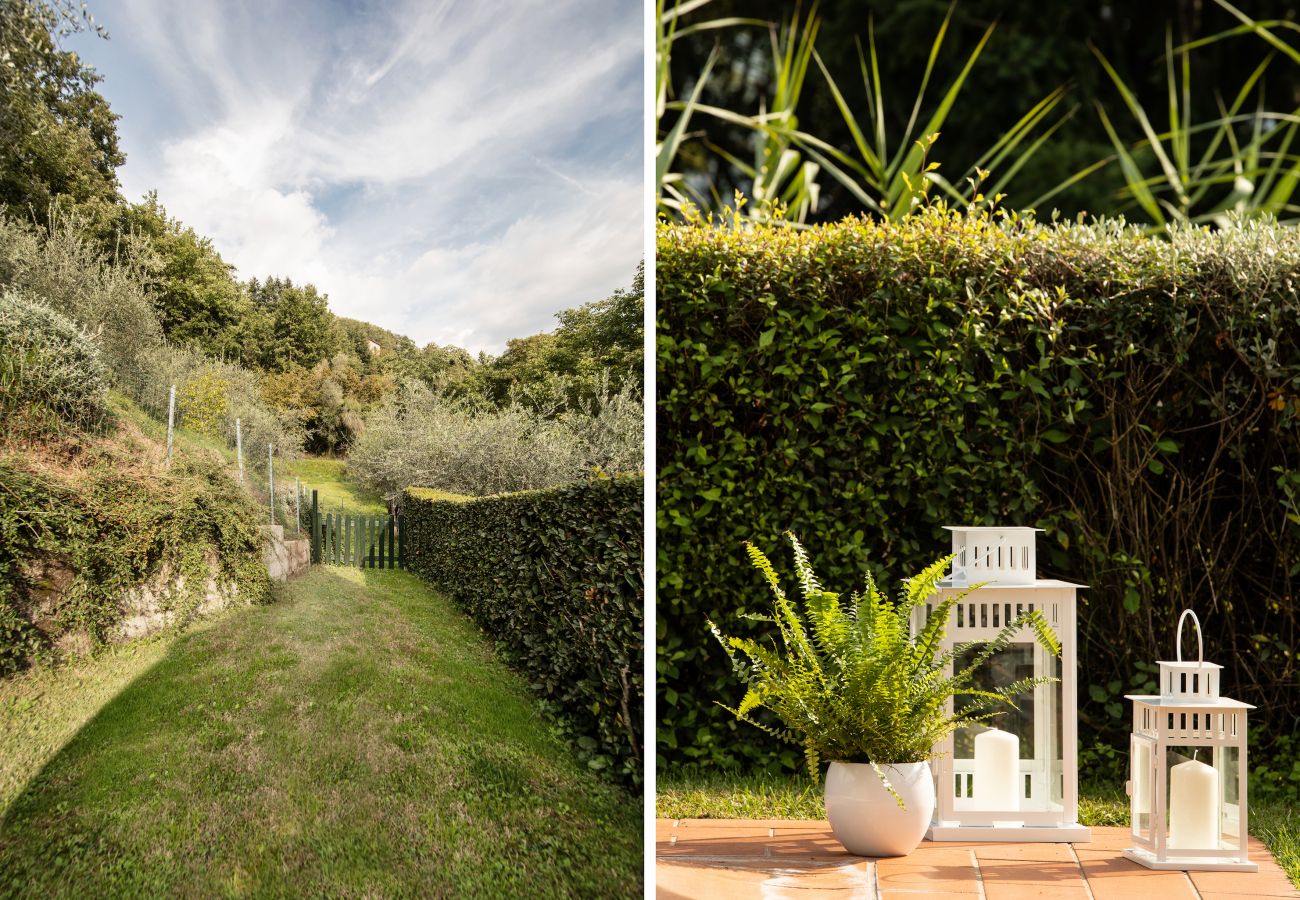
xmin=464 ymin=266 xmax=645 ymax=407
xmin=0 ymin=0 xmax=123 ymax=222
xmin=261 ymin=352 xmax=389 ymax=454
xmin=113 ymin=193 xmax=247 ymax=358
xmin=246 ymin=276 xmax=340 ymax=372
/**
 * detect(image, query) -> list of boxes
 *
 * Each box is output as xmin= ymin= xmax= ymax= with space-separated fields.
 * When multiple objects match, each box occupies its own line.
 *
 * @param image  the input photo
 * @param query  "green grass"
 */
xmin=657 ymin=771 xmax=1298 ymax=888
xmin=284 ymin=457 xmax=388 ymax=516
xmin=0 ymin=569 xmax=642 ymax=897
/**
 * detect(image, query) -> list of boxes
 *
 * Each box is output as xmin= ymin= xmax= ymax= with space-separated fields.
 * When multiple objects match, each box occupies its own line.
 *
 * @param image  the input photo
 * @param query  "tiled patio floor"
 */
xmin=657 ymin=819 xmax=1300 ymax=899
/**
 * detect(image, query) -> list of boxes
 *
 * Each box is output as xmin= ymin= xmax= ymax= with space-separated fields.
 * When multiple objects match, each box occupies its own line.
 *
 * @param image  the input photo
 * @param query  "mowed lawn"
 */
xmin=0 ymin=568 xmax=641 ymax=898
xmin=285 ymin=457 xmax=388 ymax=517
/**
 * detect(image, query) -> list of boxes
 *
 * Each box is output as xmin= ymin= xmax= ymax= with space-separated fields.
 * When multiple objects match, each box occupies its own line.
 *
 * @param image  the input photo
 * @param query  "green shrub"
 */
xmin=403 ymin=476 xmax=643 ymax=785
xmin=657 ymin=208 xmax=1300 ymax=773
xmin=0 ymin=444 xmax=270 ymax=674
xmin=352 ymin=379 xmax=643 ymax=499
xmin=0 ymin=290 xmax=111 ymax=436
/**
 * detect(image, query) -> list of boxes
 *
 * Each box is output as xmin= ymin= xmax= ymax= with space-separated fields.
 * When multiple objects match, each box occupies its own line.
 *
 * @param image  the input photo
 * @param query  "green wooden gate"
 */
xmin=307 ymin=490 xmax=404 ymax=569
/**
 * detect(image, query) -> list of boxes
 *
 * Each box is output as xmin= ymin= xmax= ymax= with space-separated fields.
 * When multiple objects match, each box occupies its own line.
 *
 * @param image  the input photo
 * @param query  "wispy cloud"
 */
xmin=70 ymin=0 xmax=642 ymax=354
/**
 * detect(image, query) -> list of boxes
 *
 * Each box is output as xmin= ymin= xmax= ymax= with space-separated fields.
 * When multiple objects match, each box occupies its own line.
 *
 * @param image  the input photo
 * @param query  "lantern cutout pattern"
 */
xmin=912 ymin=526 xmax=1090 ymax=842
xmin=1123 ymin=610 xmax=1257 ymax=872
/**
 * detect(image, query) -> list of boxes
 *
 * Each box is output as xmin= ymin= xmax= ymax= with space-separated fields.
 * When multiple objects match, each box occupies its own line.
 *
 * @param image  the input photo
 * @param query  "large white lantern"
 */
xmin=1123 ymin=610 xmax=1256 ymax=872
xmin=912 ymin=526 xmax=1090 ymax=841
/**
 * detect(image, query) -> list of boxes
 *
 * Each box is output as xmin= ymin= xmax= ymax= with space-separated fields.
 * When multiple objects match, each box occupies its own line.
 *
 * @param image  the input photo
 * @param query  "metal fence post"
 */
xmin=166 ymin=384 xmax=176 ymax=463
xmin=311 ymin=489 xmax=320 ymax=564
xmin=268 ymin=443 xmax=275 ymax=526
xmin=295 ymin=477 xmax=301 ymax=534
xmin=236 ymin=417 xmax=244 ymax=482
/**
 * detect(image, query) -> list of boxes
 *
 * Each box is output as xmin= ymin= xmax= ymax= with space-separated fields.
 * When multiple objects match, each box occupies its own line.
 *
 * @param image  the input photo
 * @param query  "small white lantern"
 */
xmin=913 ymin=526 xmax=1090 ymax=841
xmin=1123 ymin=610 xmax=1257 ymax=872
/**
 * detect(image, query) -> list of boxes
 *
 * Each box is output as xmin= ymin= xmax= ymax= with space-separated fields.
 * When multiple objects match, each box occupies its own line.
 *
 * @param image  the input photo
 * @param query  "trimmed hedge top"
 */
xmin=403 ymin=475 xmax=643 ymax=786
xmin=657 ymin=208 xmax=1300 ymax=776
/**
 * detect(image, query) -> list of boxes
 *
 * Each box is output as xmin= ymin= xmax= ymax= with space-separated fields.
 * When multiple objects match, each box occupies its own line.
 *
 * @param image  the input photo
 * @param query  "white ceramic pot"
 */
xmin=824 ymin=760 xmax=935 ymax=857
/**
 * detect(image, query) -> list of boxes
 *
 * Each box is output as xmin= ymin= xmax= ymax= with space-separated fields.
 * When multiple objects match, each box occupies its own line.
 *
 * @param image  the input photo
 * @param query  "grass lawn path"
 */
xmin=0 ymin=568 xmax=641 ymax=898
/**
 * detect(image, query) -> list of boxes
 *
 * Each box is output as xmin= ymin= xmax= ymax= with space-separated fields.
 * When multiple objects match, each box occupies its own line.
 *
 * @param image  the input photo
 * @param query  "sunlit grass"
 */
xmin=0 ymin=569 xmax=641 ymax=896
xmin=283 ymin=457 xmax=387 ymax=516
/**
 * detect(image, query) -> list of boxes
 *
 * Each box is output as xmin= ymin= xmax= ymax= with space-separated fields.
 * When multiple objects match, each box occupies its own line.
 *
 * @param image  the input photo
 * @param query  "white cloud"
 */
xmin=81 ymin=0 xmax=642 ymax=354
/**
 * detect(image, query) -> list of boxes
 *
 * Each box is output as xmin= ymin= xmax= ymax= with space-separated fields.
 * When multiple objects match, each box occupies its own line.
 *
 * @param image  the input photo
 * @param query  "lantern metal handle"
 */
xmin=1175 ymin=609 xmax=1204 ymax=667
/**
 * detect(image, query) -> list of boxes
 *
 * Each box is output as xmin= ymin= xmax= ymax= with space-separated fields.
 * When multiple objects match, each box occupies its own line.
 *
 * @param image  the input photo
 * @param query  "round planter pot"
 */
xmin=824 ymin=760 xmax=934 ymax=857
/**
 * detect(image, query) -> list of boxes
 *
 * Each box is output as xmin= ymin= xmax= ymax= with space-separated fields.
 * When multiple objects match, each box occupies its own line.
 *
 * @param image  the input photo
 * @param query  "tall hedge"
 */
xmin=403 ymin=476 xmax=643 ymax=785
xmin=657 ymin=209 xmax=1300 ymax=776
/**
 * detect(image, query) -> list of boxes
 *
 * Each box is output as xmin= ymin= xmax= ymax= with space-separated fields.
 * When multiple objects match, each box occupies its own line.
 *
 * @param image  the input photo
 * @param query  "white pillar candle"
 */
xmin=1168 ymin=758 xmax=1219 ymax=849
xmin=974 ymin=728 xmax=1020 ymax=811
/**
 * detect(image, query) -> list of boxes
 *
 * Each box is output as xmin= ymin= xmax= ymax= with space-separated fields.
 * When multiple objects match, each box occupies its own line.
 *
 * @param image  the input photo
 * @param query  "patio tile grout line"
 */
xmin=1182 ymin=870 xmax=1204 ymax=900
xmin=1067 ymin=842 xmax=1098 ymax=900
xmin=970 ymin=849 xmax=987 ymax=900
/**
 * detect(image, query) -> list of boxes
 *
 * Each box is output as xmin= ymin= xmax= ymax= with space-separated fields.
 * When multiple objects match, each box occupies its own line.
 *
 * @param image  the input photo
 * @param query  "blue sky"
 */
xmin=68 ymin=0 xmax=643 ymax=355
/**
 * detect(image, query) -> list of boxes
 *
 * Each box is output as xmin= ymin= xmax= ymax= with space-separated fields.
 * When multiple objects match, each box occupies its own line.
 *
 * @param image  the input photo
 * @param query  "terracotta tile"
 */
xmin=876 ymin=862 xmax=981 ymax=894
xmin=1072 ymin=854 xmax=1197 ymax=899
xmin=976 ymin=859 xmax=1087 ymax=887
xmin=1191 ymin=867 xmax=1300 ymax=897
xmin=676 ymin=818 xmax=824 ymax=831
xmin=1072 ymin=826 xmax=1137 ymax=852
xmin=655 ymin=818 xmax=1295 ymax=899
xmin=976 ymin=843 xmax=1077 ymax=863
xmin=657 ymin=858 xmax=873 ymax=899
xmin=981 ymin=884 xmax=1090 ymax=899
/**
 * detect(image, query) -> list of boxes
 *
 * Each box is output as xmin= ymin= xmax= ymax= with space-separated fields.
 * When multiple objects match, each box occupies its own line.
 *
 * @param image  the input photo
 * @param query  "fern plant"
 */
xmin=712 ymin=532 xmax=1061 ymax=788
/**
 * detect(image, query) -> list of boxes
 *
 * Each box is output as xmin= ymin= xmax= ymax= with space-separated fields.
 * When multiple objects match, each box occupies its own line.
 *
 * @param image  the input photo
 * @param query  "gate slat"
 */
xmin=379 ymin=516 xmax=386 ymax=570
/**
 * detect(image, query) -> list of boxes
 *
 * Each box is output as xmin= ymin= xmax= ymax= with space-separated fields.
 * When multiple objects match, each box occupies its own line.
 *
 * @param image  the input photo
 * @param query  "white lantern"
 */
xmin=913 ymin=526 xmax=1090 ymax=841
xmin=1123 ymin=610 xmax=1257 ymax=872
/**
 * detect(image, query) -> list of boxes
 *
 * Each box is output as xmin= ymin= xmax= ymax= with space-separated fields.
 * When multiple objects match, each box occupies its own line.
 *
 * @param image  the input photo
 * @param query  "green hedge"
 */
xmin=657 ymin=209 xmax=1300 ymax=778
xmin=403 ymin=476 xmax=644 ymax=785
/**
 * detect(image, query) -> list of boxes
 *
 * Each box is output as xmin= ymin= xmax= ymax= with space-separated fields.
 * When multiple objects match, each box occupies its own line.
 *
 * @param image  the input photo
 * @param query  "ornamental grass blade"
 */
xmin=1094 ymin=101 xmax=1165 ymax=224
xmin=886 ymin=20 xmax=996 ymax=217
xmin=1091 ymin=42 xmax=1186 ymax=210
xmin=656 ymin=44 xmax=719 ymax=199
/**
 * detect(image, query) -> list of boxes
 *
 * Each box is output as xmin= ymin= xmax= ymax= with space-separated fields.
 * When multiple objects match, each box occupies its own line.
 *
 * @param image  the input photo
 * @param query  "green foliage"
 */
xmin=351 ymin=378 xmax=643 ymax=499
xmin=657 ymin=208 xmax=1300 ymax=772
xmin=177 ymin=369 xmax=230 ymax=438
xmin=0 ymin=209 xmax=161 ymax=378
xmin=713 ymin=535 xmax=1057 ymax=787
xmin=662 ymin=0 xmax=1300 ymax=225
xmin=0 ymin=289 xmax=110 ymax=436
xmin=403 ymin=476 xmax=644 ymax=785
xmin=246 ymin=276 xmax=341 ymax=373
xmin=0 ymin=0 xmax=123 ymax=222
xmin=461 ymin=266 xmax=645 ymax=408
xmin=0 ymin=437 xmax=270 ymax=674
xmin=113 ymin=192 xmax=248 ymax=357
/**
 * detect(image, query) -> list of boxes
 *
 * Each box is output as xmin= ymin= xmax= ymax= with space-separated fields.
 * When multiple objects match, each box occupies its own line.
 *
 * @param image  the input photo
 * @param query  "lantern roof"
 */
xmin=1124 ymin=693 xmax=1254 ymax=710
xmin=936 ymin=576 xmax=1087 ymax=589
xmin=943 ymin=526 xmax=1043 ymax=533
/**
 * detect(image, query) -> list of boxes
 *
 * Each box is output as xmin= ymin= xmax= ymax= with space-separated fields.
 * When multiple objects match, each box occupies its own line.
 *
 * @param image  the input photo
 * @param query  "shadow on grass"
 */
xmin=0 ymin=567 xmax=641 ymax=898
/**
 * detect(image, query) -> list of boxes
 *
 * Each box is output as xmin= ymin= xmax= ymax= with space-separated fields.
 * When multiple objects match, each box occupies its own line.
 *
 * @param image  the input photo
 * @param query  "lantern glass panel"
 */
xmin=1162 ymin=745 xmax=1240 ymax=852
xmin=952 ymin=642 xmax=1063 ymax=813
xmin=1130 ymin=734 xmax=1155 ymax=842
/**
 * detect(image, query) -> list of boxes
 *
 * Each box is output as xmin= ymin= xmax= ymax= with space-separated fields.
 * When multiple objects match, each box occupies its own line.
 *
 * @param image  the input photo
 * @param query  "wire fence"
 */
xmin=114 ymin=365 xmax=299 ymax=530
